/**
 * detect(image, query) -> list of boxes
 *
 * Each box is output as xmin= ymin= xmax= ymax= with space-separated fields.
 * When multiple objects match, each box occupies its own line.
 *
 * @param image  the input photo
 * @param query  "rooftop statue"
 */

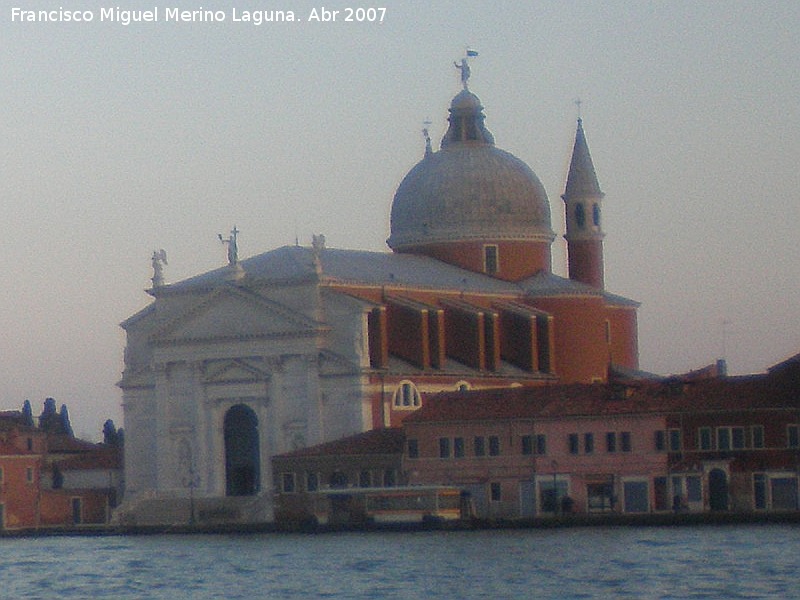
xmin=219 ymin=226 xmax=240 ymax=266
xmin=454 ymin=49 xmax=478 ymax=89
xmin=151 ymin=249 xmax=167 ymax=288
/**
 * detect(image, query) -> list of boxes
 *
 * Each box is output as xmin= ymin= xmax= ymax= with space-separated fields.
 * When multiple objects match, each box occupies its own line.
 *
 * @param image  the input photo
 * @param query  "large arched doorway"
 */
xmin=224 ymin=405 xmax=260 ymax=496
xmin=708 ymin=469 xmax=729 ymax=511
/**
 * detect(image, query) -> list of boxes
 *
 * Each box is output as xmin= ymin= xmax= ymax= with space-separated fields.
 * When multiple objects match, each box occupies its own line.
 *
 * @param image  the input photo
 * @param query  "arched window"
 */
xmin=592 ymin=203 xmax=601 ymax=227
xmin=393 ymin=381 xmax=421 ymax=409
xmin=575 ymin=204 xmax=586 ymax=229
xmin=456 ymin=381 xmax=471 ymax=392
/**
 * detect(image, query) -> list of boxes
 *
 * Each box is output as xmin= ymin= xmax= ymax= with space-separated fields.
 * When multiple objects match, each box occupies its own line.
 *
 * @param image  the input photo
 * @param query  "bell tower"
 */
xmin=562 ymin=118 xmax=605 ymax=288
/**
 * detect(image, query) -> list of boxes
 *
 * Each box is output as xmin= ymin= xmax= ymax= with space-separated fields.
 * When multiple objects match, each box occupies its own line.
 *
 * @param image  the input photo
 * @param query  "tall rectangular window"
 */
xmin=474 ymin=436 xmax=486 ymax=457
xmin=536 ymin=434 xmax=547 ymax=455
xmin=359 ymin=470 xmax=372 ymax=488
xmin=751 ymin=426 xmax=764 ymax=449
xmin=484 ymin=245 xmax=499 ymax=275
xmin=281 ymin=473 xmax=295 ymax=494
xmin=439 ymin=437 xmax=451 ymax=459
xmin=383 ymin=469 xmax=396 ymax=487
xmin=407 ymin=439 xmax=419 ymax=459
xmin=490 ymin=482 xmax=502 ymax=502
xmin=655 ymin=430 xmax=666 ymax=452
xmin=453 ymin=437 xmax=465 ymax=458
xmin=653 ymin=477 xmax=668 ymax=511
xmin=717 ymin=427 xmax=731 ymax=451
xmin=606 ymin=432 xmax=617 ymax=453
xmin=753 ymin=474 xmax=767 ymax=510
xmin=621 ymin=431 xmax=632 ymax=452
xmin=787 ymin=425 xmax=799 ymax=448
xmin=732 ymin=427 xmax=746 ymax=449
xmin=584 ymin=433 xmax=594 ymax=454
xmin=72 ymin=498 xmax=82 ymax=525
xmin=669 ymin=429 xmax=682 ymax=452
xmin=488 ymin=436 xmax=500 ymax=456
xmin=569 ymin=433 xmax=579 ymax=455
xmin=521 ymin=435 xmax=533 ymax=456
xmin=306 ymin=472 xmax=318 ymax=492
xmin=699 ymin=427 xmax=713 ymax=450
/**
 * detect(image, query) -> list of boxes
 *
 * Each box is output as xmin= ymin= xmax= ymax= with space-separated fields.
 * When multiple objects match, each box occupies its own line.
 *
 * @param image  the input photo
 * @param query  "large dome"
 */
xmin=387 ymin=90 xmax=553 ymax=250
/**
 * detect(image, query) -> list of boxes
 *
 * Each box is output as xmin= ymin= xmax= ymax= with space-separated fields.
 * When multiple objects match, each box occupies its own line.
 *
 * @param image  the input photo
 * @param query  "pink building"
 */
xmin=271 ymin=356 xmax=800 ymax=523
xmin=402 ymin=385 xmax=669 ymax=518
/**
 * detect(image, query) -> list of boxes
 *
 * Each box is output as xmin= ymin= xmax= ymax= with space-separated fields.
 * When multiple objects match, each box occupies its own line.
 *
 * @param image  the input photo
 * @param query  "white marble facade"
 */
xmin=118 ymin=271 xmax=371 ymax=524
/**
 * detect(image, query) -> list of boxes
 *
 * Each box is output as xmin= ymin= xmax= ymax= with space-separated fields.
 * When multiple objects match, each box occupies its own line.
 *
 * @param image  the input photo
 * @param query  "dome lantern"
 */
xmin=387 ymin=74 xmax=554 ymax=281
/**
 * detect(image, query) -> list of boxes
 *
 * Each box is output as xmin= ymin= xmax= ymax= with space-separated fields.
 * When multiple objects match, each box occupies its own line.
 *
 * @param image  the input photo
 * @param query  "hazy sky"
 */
xmin=1 ymin=1 xmax=798 ymax=437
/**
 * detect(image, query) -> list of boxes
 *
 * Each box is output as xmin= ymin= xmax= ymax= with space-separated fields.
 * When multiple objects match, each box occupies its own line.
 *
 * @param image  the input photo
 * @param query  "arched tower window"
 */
xmin=224 ymin=404 xmax=260 ymax=497
xmin=575 ymin=204 xmax=585 ymax=229
xmin=393 ymin=381 xmax=421 ymax=409
xmin=592 ymin=203 xmax=601 ymax=227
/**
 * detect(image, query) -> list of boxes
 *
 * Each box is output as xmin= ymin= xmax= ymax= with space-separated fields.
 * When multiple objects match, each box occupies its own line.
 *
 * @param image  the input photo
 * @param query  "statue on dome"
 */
xmin=422 ymin=119 xmax=433 ymax=157
xmin=454 ymin=49 xmax=478 ymax=89
xmin=454 ymin=58 xmax=470 ymax=89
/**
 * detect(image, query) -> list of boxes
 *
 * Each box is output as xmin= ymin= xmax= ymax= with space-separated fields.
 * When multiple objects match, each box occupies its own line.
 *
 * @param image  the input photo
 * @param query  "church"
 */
xmin=116 ymin=61 xmax=640 ymax=525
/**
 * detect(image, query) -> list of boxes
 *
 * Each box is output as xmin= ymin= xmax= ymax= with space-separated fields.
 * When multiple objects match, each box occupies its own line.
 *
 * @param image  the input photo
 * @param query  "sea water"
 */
xmin=0 ymin=525 xmax=796 ymax=599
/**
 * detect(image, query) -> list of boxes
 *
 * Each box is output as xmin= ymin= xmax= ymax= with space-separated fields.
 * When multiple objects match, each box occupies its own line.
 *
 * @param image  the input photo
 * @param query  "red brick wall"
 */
xmin=607 ymin=306 xmax=639 ymax=370
xmin=428 ymin=309 xmax=446 ymax=369
xmin=0 ymin=456 xmax=41 ymax=529
xmin=386 ymin=301 xmax=430 ymax=369
xmin=499 ymin=309 xmax=536 ymax=371
xmin=527 ymin=296 xmax=609 ymax=383
xmin=567 ymin=239 xmax=604 ymax=289
xmin=445 ymin=306 xmax=485 ymax=370
xmin=40 ymin=490 xmax=109 ymax=526
xmin=397 ymin=239 xmax=552 ymax=281
xmin=368 ymin=306 xmax=388 ymax=368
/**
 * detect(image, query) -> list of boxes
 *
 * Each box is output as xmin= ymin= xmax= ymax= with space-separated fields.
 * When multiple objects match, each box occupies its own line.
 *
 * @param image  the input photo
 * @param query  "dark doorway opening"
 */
xmin=708 ymin=469 xmax=728 ymax=511
xmin=224 ymin=405 xmax=260 ymax=496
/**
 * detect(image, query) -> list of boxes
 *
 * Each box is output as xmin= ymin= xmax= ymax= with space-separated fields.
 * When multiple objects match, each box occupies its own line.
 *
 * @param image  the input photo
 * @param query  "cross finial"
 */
xmin=574 ymin=98 xmax=583 ymax=120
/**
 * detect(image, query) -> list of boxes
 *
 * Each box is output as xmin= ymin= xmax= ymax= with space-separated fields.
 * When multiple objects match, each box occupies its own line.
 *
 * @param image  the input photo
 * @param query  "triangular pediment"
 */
xmin=151 ymin=285 xmax=324 ymax=344
xmin=203 ymin=358 xmax=271 ymax=384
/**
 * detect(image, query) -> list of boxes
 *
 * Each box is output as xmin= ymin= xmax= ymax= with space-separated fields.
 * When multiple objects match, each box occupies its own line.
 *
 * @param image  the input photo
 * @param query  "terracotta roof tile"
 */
xmin=274 ymin=428 xmax=405 ymax=458
xmin=405 ymin=370 xmax=800 ymax=424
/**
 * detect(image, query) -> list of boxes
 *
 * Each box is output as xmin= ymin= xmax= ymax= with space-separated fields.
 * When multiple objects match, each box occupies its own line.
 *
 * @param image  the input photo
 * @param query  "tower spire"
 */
xmin=562 ymin=116 xmax=606 ymax=288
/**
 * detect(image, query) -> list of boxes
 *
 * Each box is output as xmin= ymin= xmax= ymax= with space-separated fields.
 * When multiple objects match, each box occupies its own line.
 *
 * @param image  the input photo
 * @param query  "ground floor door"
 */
xmin=520 ymin=481 xmax=536 ymax=518
xmin=708 ymin=469 xmax=729 ymax=511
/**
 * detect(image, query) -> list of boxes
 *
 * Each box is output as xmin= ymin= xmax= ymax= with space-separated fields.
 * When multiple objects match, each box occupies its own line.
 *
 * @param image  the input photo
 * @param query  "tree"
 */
xmin=39 ymin=398 xmax=59 ymax=432
xmin=59 ymin=404 xmax=74 ymax=437
xmin=21 ymin=400 xmax=34 ymax=427
xmin=103 ymin=419 xmax=119 ymax=446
